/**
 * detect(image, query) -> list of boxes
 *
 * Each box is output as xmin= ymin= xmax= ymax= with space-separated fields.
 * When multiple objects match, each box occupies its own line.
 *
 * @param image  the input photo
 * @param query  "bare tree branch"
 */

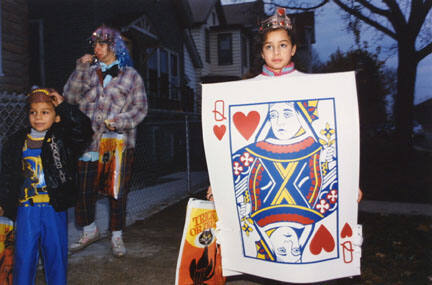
xmin=408 ymin=0 xmax=432 ymax=36
xmin=279 ymin=0 xmax=329 ymax=11
xmin=262 ymin=0 xmax=330 ymax=12
xmin=356 ymin=0 xmax=390 ymax=17
xmin=382 ymin=0 xmax=408 ymax=32
xmin=332 ymin=0 xmax=396 ymax=38
xmin=417 ymin=41 xmax=432 ymax=62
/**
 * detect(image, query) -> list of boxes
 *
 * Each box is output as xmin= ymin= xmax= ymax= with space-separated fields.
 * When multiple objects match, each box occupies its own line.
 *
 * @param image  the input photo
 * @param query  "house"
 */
xmin=181 ymin=0 xmax=315 ymax=111
xmin=28 ymin=0 xmax=199 ymax=112
xmin=186 ymin=0 xmax=258 ymax=84
xmin=177 ymin=0 xmax=261 ymax=112
xmin=0 ymin=0 xmax=29 ymax=92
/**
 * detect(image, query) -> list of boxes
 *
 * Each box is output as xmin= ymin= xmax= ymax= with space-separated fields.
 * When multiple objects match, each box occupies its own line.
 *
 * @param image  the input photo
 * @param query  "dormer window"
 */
xmin=218 ymin=33 xmax=232 ymax=65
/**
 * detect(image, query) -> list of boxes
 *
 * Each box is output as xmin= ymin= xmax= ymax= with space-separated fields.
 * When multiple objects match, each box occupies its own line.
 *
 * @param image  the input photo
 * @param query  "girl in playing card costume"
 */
xmin=207 ymin=8 xmax=362 ymax=265
xmin=64 ymin=25 xmax=148 ymax=257
xmin=0 ymin=88 xmax=93 ymax=284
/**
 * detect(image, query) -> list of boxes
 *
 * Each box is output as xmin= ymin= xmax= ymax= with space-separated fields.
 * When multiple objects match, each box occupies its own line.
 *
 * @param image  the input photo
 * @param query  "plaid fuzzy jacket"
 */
xmin=63 ymin=60 xmax=148 ymax=152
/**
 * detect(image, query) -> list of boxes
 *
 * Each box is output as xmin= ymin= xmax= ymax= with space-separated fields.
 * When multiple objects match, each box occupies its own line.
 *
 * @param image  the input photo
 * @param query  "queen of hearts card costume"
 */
xmin=202 ymin=72 xmax=362 ymax=283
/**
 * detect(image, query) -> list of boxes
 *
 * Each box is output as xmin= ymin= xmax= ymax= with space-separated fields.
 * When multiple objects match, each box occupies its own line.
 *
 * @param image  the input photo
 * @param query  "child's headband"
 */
xmin=259 ymin=7 xmax=293 ymax=32
xmin=26 ymin=88 xmax=54 ymax=104
xmin=27 ymin=88 xmax=50 ymax=97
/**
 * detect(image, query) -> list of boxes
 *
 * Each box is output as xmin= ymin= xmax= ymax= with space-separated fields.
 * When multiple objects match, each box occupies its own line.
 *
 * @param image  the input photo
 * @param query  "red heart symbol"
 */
xmin=213 ymin=125 xmax=226 ymax=141
xmin=233 ymin=111 xmax=260 ymax=141
xmin=309 ymin=225 xmax=335 ymax=255
xmin=341 ymin=223 xmax=353 ymax=238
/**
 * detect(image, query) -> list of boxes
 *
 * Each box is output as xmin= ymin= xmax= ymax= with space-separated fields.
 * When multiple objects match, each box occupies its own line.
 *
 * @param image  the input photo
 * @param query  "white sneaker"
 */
xmin=69 ymin=229 xmax=100 ymax=253
xmin=111 ymin=237 xmax=126 ymax=257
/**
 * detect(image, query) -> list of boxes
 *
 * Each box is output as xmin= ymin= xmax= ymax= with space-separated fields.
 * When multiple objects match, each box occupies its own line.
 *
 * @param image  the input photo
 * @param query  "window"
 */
xmin=218 ymin=33 xmax=232 ymax=65
xmin=145 ymin=48 xmax=180 ymax=101
xmin=170 ymin=53 xmax=178 ymax=77
xmin=170 ymin=53 xmax=179 ymax=100
xmin=160 ymin=49 xmax=169 ymax=98
xmin=147 ymin=48 xmax=158 ymax=97
xmin=205 ymin=29 xmax=210 ymax=63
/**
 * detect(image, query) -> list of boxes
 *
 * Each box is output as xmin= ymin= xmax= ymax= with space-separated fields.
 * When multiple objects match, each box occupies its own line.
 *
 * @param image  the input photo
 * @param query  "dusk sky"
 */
xmin=221 ymin=0 xmax=432 ymax=105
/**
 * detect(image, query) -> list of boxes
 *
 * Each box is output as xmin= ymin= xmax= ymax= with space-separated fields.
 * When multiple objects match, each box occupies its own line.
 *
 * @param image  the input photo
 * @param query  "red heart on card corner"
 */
xmin=213 ymin=125 xmax=226 ymax=141
xmin=233 ymin=111 xmax=260 ymax=141
xmin=309 ymin=225 xmax=335 ymax=255
xmin=341 ymin=223 xmax=353 ymax=238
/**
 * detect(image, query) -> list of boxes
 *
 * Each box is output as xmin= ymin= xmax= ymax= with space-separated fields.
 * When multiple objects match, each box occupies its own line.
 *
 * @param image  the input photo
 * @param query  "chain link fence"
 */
xmin=0 ymin=92 xmax=28 ymax=140
xmin=132 ymin=109 xmax=208 ymax=193
xmin=0 ymin=92 xmax=209 ymax=234
xmin=123 ymin=109 xmax=209 ymax=224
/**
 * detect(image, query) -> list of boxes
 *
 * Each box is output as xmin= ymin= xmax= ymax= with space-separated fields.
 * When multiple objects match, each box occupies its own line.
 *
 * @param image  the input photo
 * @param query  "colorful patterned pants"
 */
xmin=75 ymin=148 xmax=134 ymax=231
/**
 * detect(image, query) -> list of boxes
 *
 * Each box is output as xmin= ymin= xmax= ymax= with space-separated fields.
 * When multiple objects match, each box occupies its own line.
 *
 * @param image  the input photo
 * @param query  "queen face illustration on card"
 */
xmin=230 ymin=99 xmax=339 ymax=264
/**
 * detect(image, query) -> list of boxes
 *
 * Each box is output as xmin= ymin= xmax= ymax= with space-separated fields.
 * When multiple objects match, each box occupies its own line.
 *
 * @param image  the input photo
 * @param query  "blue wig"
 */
xmin=90 ymin=25 xmax=133 ymax=68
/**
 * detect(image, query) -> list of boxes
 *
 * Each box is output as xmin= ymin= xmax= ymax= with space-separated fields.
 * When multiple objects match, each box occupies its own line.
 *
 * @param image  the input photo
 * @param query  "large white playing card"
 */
xmin=202 ymin=72 xmax=361 ymax=283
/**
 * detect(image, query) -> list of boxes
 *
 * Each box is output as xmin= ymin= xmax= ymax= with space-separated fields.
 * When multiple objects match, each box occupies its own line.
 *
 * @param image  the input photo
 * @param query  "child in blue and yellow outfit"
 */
xmin=0 ymin=88 xmax=93 ymax=284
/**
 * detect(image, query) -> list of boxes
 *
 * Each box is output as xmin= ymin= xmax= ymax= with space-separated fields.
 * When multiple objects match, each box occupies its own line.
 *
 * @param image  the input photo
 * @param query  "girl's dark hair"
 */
xmin=245 ymin=27 xmax=298 ymax=79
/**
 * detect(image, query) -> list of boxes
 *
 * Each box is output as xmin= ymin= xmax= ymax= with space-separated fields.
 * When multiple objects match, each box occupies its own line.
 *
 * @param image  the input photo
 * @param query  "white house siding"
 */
xmin=189 ymin=26 xmax=209 ymax=113
xmin=190 ymin=7 xmax=222 ymax=79
xmin=183 ymin=45 xmax=197 ymax=92
xmin=209 ymin=29 xmax=242 ymax=78
xmin=191 ymin=27 xmax=211 ymax=77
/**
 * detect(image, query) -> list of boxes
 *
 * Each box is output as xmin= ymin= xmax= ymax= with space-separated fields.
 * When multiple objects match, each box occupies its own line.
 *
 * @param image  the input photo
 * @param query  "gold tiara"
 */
xmin=259 ymin=7 xmax=293 ymax=32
